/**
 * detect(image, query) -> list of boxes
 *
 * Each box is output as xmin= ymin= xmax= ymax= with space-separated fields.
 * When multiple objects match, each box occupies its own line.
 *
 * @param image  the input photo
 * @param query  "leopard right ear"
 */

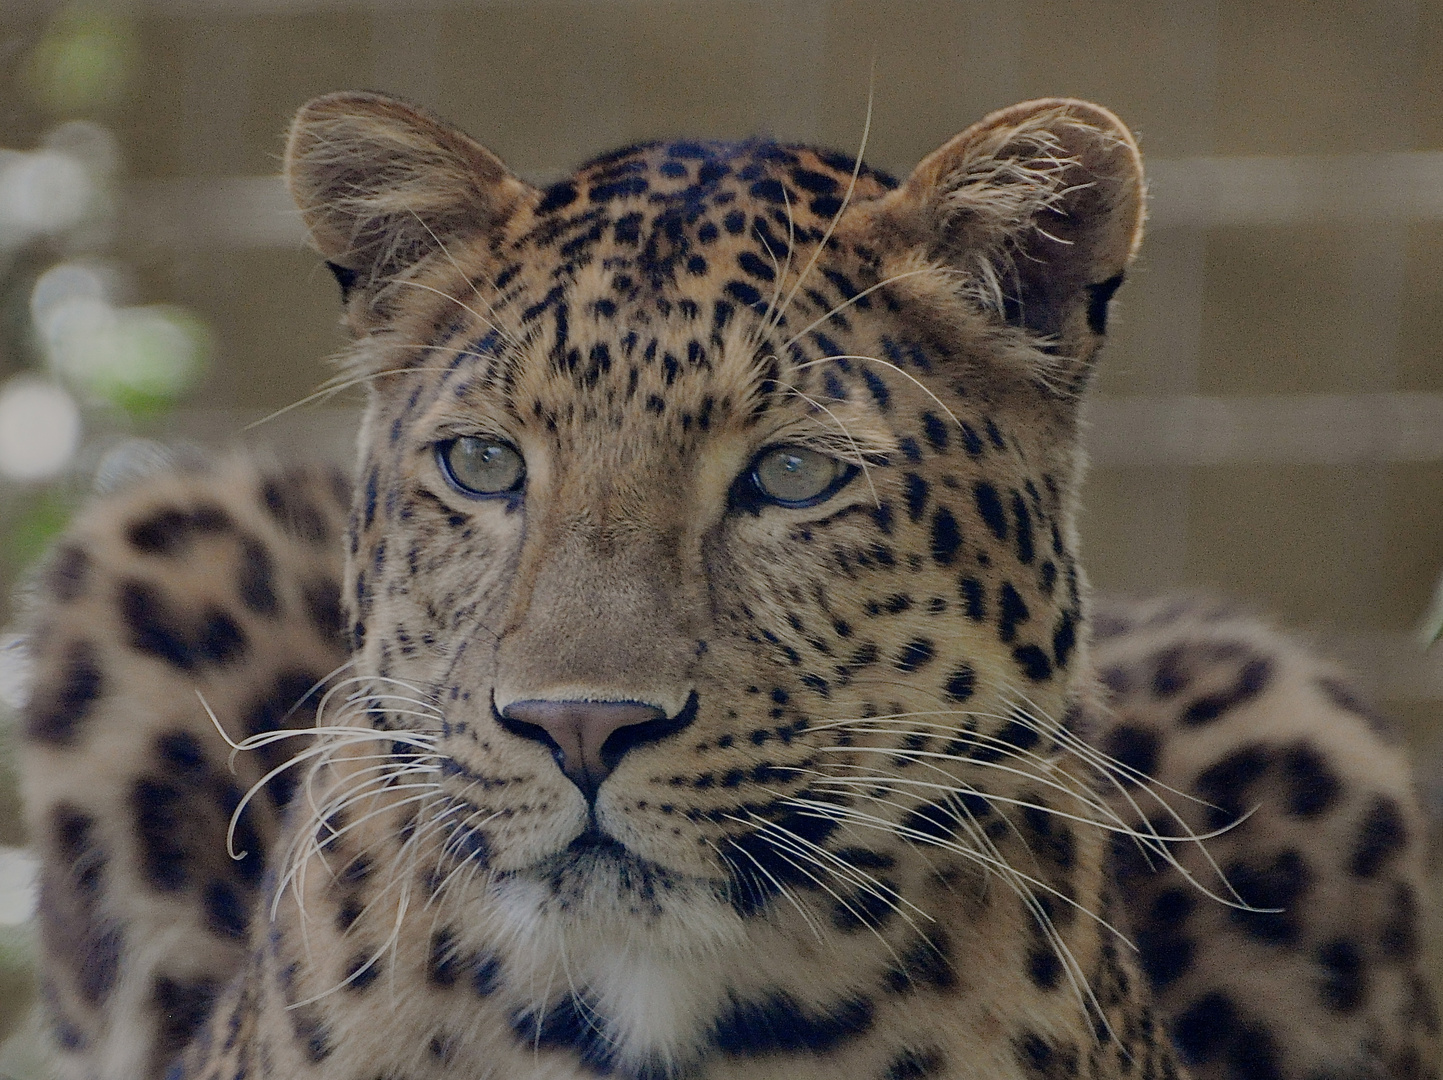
xmin=285 ymin=91 xmax=533 ymax=312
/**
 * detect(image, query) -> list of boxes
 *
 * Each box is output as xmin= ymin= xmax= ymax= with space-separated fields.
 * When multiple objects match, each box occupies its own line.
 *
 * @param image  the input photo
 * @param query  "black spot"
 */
xmin=725 ymin=280 xmax=763 ymax=307
xmin=1381 ymin=882 xmax=1420 ymax=959
xmin=902 ymin=792 xmax=990 ymax=842
xmin=895 ymin=639 xmax=935 ymax=672
xmin=243 ymin=670 xmax=324 ymax=809
xmin=537 ymin=181 xmax=579 ymax=214
xmin=203 ymin=879 xmax=248 ymax=939
xmin=997 ymin=582 xmax=1029 ymax=642
xmin=302 ymin=576 xmax=344 ymax=642
xmin=26 ymin=640 xmax=104 ymax=745
xmin=862 ymin=369 xmax=891 ymax=410
xmin=1227 ymin=849 xmax=1310 ymax=944
xmin=883 ymin=1047 xmax=944 ymax=1080
xmin=427 ymin=929 xmax=462 ymax=987
xmin=1028 ymin=945 xmax=1062 ymax=990
xmin=959 ymin=578 xmax=986 ymax=620
xmin=289 ymin=1002 xmax=333 ymax=1063
xmin=344 ymin=953 xmax=380 ymax=992
xmin=1051 ymin=611 xmax=1075 ymax=669
xmin=920 ymin=412 xmax=948 ymax=451
xmin=792 ymin=168 xmax=839 ymax=195
xmin=152 ymin=975 xmax=218 ymax=1072
xmin=1277 ymin=741 xmax=1341 ymax=817
xmin=1086 ymin=273 xmax=1124 ymax=335
xmin=1149 ymin=645 xmax=1188 ymax=697
xmin=1013 ymin=645 xmax=1053 ymax=682
xmin=1135 ymin=890 xmax=1197 ymax=988
xmin=590 ymin=175 xmax=649 ymax=201
xmin=930 ymin=507 xmax=962 ymax=566
xmin=472 ymin=953 xmax=502 ymax=996
xmin=510 ymin=993 xmax=616 ymax=1074
xmin=944 ymin=666 xmax=976 ymax=702
xmin=121 ymin=580 xmax=247 ymax=671
xmin=974 ymin=482 xmax=1008 ymax=541
xmin=833 ymin=847 xmax=895 ymax=870
xmin=749 ymin=177 xmax=787 ymax=203
xmin=904 ymin=473 xmax=928 ymax=522
xmin=712 ymin=991 xmax=874 ymax=1055
xmin=1011 ymin=492 xmax=1034 ymax=564
xmin=831 ymin=879 xmax=900 ymax=932
xmin=126 ymin=504 xmax=232 ymax=554
xmin=885 ymin=932 xmax=956 ymax=993
xmin=132 ymin=777 xmax=192 ymax=890
xmin=724 ymin=808 xmax=839 ymax=916
xmin=737 ymin=251 xmax=776 ymax=281
xmin=236 ymin=536 xmax=279 ymax=617
xmin=1317 ymin=938 xmax=1366 ymax=1012
xmin=1171 ymin=991 xmax=1237 ymax=1062
xmin=1350 ymin=795 xmax=1407 ymax=878
xmin=80 ymin=925 xmax=122 ymax=1006
xmin=1180 ymin=657 xmax=1272 ymax=725
xmin=1195 ymin=743 xmax=1272 ymax=829
xmin=1102 ymin=724 xmax=1159 ymax=777
xmin=51 ymin=806 xmax=102 ymax=896
xmin=1013 ymin=1031 xmax=1079 ymax=1079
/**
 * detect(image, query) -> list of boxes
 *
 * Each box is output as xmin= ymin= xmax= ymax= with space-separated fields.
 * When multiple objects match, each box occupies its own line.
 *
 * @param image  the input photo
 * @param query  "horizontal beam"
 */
xmin=123 ymin=152 xmax=1443 ymax=251
xmin=151 ymin=395 xmax=1443 ymax=467
xmin=1085 ymin=393 xmax=1443 ymax=466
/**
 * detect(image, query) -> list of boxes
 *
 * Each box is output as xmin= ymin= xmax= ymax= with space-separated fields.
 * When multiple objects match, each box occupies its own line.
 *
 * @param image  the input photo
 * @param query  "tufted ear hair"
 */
xmin=870 ymin=98 xmax=1144 ymax=376
xmin=285 ymin=91 xmax=534 ymax=313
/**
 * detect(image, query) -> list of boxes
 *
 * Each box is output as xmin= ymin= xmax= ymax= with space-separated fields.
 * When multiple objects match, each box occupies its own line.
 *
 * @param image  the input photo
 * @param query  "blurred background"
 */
xmin=0 ymin=0 xmax=1441 ymax=1069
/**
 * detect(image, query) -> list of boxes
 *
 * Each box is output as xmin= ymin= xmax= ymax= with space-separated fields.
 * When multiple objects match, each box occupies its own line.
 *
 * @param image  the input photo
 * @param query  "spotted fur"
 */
xmin=18 ymin=93 xmax=1437 ymax=1080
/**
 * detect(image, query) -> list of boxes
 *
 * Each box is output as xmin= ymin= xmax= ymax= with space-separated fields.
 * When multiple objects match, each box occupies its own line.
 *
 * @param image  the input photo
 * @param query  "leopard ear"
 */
xmin=285 ymin=91 xmax=533 ymax=310
xmin=871 ymin=98 xmax=1143 ymax=370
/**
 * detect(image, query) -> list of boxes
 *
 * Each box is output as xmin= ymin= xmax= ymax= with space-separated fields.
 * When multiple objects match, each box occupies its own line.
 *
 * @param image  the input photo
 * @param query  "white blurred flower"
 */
xmin=0 ymin=377 xmax=81 ymax=481
xmin=36 ymin=291 xmax=207 ymax=409
xmin=0 ymin=150 xmax=93 ymax=242
xmin=30 ymin=260 xmax=114 ymax=324
xmin=43 ymin=121 xmax=119 ymax=178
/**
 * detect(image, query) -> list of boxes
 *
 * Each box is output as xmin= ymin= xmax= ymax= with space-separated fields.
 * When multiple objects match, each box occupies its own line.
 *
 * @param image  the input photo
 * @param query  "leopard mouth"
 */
xmin=519 ymin=826 xmax=695 ymax=902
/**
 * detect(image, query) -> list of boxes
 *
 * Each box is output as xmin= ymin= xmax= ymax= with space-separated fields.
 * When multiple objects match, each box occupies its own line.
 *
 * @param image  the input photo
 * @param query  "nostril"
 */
xmin=496 ymin=695 xmax=697 ymax=797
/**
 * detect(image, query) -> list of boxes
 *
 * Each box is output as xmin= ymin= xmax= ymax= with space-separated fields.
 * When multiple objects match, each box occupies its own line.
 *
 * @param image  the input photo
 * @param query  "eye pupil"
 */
xmin=441 ymin=437 xmax=525 ymax=497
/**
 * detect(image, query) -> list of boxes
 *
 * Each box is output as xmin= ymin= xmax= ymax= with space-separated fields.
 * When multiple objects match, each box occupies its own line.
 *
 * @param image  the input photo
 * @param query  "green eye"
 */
xmin=439 ymin=437 xmax=525 ymax=497
xmin=752 ymin=446 xmax=848 ymax=505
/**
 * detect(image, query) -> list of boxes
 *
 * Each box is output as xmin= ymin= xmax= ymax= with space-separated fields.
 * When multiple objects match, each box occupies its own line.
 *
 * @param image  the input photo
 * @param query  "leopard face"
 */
xmin=292 ymin=98 xmax=1134 ymax=926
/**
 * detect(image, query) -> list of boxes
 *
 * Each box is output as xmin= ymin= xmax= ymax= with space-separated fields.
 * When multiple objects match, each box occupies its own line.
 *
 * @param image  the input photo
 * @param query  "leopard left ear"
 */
xmin=285 ymin=91 xmax=535 ymax=321
xmin=869 ymin=99 xmax=1144 ymax=375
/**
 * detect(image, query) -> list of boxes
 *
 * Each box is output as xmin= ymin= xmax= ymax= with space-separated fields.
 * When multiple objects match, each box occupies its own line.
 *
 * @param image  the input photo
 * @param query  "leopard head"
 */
xmin=283 ymin=91 xmax=1143 ymax=963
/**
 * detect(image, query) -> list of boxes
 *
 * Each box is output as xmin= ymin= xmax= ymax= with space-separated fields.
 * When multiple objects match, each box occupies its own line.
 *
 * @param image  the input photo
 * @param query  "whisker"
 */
xmin=770 ymin=76 xmax=875 ymax=329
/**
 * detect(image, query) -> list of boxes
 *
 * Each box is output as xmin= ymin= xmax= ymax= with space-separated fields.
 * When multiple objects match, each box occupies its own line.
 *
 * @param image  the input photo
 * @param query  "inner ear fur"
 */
xmin=285 ymin=91 xmax=534 ymax=306
xmin=871 ymin=98 xmax=1144 ymax=363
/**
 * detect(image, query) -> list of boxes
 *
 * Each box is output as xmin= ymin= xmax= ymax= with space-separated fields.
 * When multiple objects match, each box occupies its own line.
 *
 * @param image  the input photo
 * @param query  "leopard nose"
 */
xmin=497 ymin=697 xmax=696 ymax=799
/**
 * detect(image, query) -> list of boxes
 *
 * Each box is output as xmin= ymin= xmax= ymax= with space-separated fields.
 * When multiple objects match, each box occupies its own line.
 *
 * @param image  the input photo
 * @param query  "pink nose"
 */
xmin=498 ymin=699 xmax=668 ymax=797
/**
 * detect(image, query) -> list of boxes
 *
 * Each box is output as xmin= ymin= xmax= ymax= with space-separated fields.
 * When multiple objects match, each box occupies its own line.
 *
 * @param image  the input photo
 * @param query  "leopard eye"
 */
xmin=438 ymin=437 xmax=525 ymax=497
xmin=751 ymin=445 xmax=850 ymax=506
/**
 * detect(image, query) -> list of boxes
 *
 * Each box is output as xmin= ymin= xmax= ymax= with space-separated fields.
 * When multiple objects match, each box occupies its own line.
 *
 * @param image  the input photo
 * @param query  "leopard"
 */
xmin=15 ymin=91 xmax=1440 ymax=1080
